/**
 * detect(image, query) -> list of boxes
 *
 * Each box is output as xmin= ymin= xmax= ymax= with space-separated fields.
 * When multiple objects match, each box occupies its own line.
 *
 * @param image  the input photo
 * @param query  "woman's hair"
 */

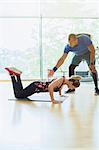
xmin=69 ymin=78 xmax=80 ymax=87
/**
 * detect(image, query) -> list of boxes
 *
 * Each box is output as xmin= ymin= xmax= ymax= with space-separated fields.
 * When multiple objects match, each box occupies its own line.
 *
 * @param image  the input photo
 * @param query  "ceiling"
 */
xmin=0 ymin=0 xmax=99 ymax=18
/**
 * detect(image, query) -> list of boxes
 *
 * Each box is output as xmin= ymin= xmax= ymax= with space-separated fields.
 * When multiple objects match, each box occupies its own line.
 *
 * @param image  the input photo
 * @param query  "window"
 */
xmin=0 ymin=17 xmax=99 ymax=80
xmin=0 ymin=18 xmax=40 ymax=79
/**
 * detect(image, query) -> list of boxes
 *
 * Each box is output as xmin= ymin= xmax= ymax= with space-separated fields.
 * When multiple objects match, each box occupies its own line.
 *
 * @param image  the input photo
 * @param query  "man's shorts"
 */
xmin=71 ymin=51 xmax=95 ymax=66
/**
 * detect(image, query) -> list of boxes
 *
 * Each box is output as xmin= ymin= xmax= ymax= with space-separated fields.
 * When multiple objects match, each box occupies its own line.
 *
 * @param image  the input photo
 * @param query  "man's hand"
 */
xmin=89 ymin=64 xmax=96 ymax=73
xmin=48 ymin=70 xmax=54 ymax=77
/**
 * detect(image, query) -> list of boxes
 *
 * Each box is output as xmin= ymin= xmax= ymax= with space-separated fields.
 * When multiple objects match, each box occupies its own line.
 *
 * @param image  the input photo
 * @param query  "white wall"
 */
xmin=0 ymin=3 xmax=40 ymax=17
xmin=41 ymin=2 xmax=99 ymax=18
xmin=0 ymin=1 xmax=99 ymax=18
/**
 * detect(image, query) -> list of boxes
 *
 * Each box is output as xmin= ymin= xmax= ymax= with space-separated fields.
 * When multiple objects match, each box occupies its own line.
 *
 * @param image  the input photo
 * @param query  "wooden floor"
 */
xmin=0 ymin=81 xmax=99 ymax=150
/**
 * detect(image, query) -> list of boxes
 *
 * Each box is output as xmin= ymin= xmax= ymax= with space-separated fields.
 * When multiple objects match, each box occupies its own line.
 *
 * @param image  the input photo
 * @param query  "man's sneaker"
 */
xmin=5 ymin=67 xmax=22 ymax=76
xmin=65 ymin=89 xmax=75 ymax=94
xmin=95 ymin=89 xmax=99 ymax=95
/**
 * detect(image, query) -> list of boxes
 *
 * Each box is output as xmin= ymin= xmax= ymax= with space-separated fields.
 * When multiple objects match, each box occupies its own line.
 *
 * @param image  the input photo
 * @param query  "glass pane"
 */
xmin=0 ymin=18 xmax=40 ymax=79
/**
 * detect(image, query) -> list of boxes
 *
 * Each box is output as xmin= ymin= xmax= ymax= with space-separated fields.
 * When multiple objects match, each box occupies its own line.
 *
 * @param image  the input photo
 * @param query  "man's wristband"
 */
xmin=53 ymin=66 xmax=58 ymax=72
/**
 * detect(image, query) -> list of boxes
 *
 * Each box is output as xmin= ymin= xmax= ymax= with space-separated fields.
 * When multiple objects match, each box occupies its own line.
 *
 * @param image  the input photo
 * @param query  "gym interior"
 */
xmin=0 ymin=0 xmax=99 ymax=150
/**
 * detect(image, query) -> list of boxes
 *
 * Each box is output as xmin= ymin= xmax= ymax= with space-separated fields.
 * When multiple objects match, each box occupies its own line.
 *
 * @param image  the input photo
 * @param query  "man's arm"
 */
xmin=55 ymin=53 xmax=68 ymax=68
xmin=48 ymin=53 xmax=68 ymax=76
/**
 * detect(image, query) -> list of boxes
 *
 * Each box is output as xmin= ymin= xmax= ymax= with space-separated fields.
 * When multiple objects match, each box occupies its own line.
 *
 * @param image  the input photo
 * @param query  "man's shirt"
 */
xmin=64 ymin=35 xmax=92 ymax=56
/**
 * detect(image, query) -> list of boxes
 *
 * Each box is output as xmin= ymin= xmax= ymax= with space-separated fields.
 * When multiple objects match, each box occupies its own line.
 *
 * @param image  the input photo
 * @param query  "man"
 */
xmin=48 ymin=33 xmax=99 ymax=95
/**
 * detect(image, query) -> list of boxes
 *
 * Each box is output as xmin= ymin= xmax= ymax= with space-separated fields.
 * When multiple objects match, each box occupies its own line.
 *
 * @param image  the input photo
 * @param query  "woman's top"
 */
xmin=34 ymin=76 xmax=65 ymax=93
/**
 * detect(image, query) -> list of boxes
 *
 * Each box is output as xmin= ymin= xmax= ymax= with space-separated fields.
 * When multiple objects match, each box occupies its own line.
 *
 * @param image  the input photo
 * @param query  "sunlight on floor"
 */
xmin=0 ymin=81 xmax=99 ymax=150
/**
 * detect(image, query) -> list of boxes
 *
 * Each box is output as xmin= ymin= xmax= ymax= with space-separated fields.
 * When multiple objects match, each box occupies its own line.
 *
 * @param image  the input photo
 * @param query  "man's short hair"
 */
xmin=68 ymin=34 xmax=77 ymax=41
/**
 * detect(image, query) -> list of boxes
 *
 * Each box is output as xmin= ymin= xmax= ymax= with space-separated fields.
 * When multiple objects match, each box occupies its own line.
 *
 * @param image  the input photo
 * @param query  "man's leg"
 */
xmin=66 ymin=55 xmax=82 ymax=93
xmin=91 ymin=71 xmax=99 ymax=91
xmin=69 ymin=64 xmax=77 ymax=77
xmin=84 ymin=51 xmax=99 ymax=94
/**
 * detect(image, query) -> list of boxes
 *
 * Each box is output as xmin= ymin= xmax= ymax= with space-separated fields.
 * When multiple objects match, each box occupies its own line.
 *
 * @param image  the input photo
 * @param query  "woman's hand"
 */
xmin=52 ymin=99 xmax=63 ymax=104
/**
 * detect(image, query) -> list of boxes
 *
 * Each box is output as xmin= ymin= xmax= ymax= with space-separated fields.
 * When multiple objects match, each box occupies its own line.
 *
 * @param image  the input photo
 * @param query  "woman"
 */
xmin=5 ymin=67 xmax=81 ymax=104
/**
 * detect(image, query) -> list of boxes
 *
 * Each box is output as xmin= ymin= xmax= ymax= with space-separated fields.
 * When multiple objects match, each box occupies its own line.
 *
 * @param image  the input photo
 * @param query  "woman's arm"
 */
xmin=59 ymin=89 xmax=62 ymax=96
xmin=48 ymin=77 xmax=63 ymax=103
xmin=48 ymin=85 xmax=55 ymax=103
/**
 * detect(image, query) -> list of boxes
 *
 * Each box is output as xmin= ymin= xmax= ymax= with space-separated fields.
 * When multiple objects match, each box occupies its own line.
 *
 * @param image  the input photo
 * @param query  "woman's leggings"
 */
xmin=11 ymin=76 xmax=37 ymax=98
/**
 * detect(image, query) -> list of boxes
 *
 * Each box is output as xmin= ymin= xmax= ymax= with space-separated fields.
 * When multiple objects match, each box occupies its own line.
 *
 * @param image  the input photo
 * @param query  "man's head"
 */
xmin=68 ymin=34 xmax=78 ymax=47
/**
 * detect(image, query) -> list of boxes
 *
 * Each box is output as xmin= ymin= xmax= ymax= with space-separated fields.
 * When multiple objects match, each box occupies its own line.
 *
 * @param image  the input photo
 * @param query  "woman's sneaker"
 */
xmin=5 ymin=67 xmax=22 ymax=76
